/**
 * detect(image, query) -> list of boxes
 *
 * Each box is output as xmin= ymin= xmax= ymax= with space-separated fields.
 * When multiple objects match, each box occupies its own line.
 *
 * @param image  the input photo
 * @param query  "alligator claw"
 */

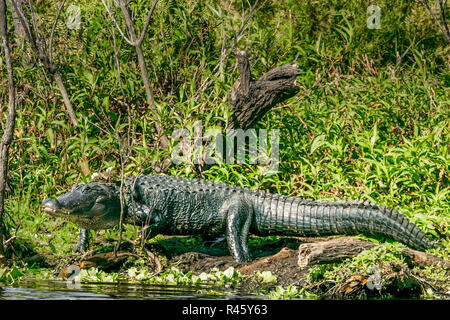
xmin=72 ymin=229 xmax=89 ymax=253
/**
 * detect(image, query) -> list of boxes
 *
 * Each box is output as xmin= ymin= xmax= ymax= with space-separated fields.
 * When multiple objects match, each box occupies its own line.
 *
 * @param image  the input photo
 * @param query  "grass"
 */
xmin=0 ymin=0 xmax=448 ymax=299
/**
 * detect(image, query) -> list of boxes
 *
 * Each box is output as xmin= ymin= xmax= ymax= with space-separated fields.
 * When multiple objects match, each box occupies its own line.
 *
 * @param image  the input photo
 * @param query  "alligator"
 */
xmin=41 ymin=175 xmax=440 ymax=262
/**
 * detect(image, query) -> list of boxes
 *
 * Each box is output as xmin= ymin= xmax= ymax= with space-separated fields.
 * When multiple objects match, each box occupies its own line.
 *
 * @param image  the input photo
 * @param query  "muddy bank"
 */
xmin=168 ymin=246 xmax=449 ymax=299
xmin=164 ymin=236 xmax=450 ymax=299
xmin=170 ymin=247 xmax=308 ymax=287
xmin=48 ymin=235 xmax=450 ymax=299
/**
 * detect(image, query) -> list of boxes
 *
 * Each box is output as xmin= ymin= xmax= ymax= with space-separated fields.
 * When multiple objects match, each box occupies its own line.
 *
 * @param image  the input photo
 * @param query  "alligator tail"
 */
xmin=254 ymin=197 xmax=440 ymax=251
xmin=326 ymin=200 xmax=440 ymax=251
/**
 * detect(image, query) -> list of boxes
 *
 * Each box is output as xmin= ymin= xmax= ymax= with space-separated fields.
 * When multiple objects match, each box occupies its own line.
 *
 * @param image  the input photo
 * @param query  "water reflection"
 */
xmin=0 ymin=279 xmax=266 ymax=300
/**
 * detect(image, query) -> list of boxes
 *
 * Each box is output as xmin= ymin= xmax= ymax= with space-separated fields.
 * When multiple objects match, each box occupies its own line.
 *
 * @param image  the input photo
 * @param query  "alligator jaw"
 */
xmin=41 ymin=198 xmax=74 ymax=216
xmin=41 ymin=205 xmax=72 ymax=216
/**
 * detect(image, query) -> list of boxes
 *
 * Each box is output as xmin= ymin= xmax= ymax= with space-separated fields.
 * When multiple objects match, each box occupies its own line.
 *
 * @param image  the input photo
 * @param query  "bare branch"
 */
xmin=11 ymin=0 xmax=78 ymax=126
xmin=423 ymin=0 xmax=450 ymax=43
xmin=110 ymin=22 xmax=133 ymax=151
xmin=53 ymin=72 xmax=78 ymax=126
xmin=10 ymin=0 xmax=36 ymax=50
xmin=49 ymin=0 xmax=67 ymax=62
xmin=218 ymin=14 xmax=227 ymax=79
xmin=110 ymin=24 xmax=126 ymax=98
xmin=135 ymin=0 xmax=158 ymax=46
xmin=101 ymin=0 xmax=134 ymax=45
xmin=229 ymin=0 xmax=262 ymax=50
xmin=196 ymin=0 xmax=265 ymax=99
xmin=438 ymin=0 xmax=449 ymax=38
xmin=10 ymin=0 xmax=28 ymax=42
xmin=101 ymin=0 xmax=168 ymax=155
xmin=26 ymin=0 xmax=44 ymax=49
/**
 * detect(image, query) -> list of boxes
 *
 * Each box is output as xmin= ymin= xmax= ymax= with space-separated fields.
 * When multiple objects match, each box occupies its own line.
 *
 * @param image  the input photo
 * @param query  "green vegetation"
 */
xmin=0 ymin=0 xmax=448 ymax=299
xmin=267 ymin=286 xmax=318 ymax=300
xmin=0 ymin=265 xmax=22 ymax=285
xmin=305 ymin=244 xmax=449 ymax=299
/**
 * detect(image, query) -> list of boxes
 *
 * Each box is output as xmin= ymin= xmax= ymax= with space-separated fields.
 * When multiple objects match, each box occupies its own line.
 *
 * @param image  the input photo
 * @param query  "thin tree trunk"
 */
xmin=10 ymin=0 xmax=78 ymax=127
xmin=0 ymin=0 xmax=16 ymax=256
xmin=116 ymin=1 xmax=167 ymax=149
xmin=54 ymin=71 xmax=79 ymax=126
xmin=118 ymin=0 xmax=155 ymax=108
xmin=9 ymin=0 xmax=26 ymax=41
xmin=135 ymin=43 xmax=156 ymax=108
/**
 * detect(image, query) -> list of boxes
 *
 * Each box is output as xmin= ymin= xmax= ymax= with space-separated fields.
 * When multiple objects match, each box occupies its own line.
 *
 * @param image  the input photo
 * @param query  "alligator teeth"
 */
xmin=42 ymin=206 xmax=55 ymax=214
xmin=42 ymin=206 xmax=71 ymax=215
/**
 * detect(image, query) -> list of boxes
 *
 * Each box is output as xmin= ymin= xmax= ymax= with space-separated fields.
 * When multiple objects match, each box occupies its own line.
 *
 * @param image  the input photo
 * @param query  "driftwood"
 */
xmin=238 ymin=247 xmax=298 ymax=275
xmin=297 ymin=236 xmax=449 ymax=268
xmin=227 ymin=50 xmax=300 ymax=129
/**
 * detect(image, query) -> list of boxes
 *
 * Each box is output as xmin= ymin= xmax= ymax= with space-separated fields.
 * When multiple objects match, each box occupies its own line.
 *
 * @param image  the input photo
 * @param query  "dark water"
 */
xmin=0 ymin=279 xmax=266 ymax=300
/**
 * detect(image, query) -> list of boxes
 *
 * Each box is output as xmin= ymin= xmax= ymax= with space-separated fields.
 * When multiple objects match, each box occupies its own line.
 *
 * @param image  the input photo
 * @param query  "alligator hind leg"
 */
xmin=73 ymin=229 xmax=89 ymax=252
xmin=225 ymin=196 xmax=254 ymax=262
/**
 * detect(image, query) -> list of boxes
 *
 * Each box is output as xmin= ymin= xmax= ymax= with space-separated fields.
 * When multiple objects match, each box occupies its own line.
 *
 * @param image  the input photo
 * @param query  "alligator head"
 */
xmin=41 ymin=183 xmax=122 ymax=230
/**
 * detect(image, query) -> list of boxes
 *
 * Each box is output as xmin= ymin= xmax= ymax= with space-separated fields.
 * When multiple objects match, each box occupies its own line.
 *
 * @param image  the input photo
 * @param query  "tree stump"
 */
xmin=227 ymin=50 xmax=300 ymax=129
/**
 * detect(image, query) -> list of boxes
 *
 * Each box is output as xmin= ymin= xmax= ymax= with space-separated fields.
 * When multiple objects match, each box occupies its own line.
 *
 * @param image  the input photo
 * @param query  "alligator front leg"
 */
xmin=225 ymin=196 xmax=254 ymax=262
xmin=73 ymin=228 xmax=89 ymax=252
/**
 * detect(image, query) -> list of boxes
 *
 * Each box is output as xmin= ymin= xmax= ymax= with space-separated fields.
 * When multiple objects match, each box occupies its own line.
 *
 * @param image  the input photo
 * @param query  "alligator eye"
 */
xmin=83 ymin=185 xmax=93 ymax=192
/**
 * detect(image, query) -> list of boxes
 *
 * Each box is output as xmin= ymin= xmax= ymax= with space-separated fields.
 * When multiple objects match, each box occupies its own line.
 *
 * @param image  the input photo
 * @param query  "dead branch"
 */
xmin=197 ymin=0 xmax=265 ymax=98
xmin=48 ymin=0 xmax=66 ymax=62
xmin=101 ymin=0 xmax=167 ymax=150
xmin=423 ymin=0 xmax=450 ymax=43
xmin=227 ymin=50 xmax=300 ymax=129
xmin=10 ymin=0 xmax=78 ymax=126
xmin=9 ymin=0 xmax=27 ymax=44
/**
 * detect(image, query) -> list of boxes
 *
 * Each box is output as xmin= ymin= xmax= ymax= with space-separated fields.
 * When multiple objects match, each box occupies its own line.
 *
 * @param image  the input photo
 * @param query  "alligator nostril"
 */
xmin=41 ymin=199 xmax=61 ymax=213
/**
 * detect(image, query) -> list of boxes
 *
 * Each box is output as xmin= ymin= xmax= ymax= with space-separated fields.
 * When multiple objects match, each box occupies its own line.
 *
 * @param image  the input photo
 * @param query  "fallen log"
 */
xmin=297 ymin=236 xmax=449 ymax=268
xmin=401 ymin=248 xmax=450 ymax=269
xmin=298 ymin=237 xmax=375 ymax=267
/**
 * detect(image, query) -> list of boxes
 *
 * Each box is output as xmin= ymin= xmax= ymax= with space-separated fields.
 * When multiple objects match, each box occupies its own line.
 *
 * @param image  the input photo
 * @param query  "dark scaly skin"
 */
xmin=41 ymin=175 xmax=441 ymax=262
